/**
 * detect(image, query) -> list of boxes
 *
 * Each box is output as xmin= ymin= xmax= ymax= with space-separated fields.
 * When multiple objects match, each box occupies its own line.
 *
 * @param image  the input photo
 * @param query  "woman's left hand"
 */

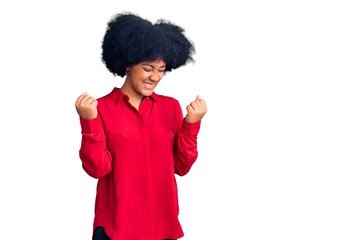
xmin=184 ymin=95 xmax=208 ymax=123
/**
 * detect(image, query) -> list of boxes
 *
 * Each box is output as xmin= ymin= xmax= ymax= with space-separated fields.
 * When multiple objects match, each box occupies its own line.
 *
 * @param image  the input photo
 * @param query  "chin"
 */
xmin=139 ymin=90 xmax=152 ymax=97
xmin=142 ymin=87 xmax=155 ymax=94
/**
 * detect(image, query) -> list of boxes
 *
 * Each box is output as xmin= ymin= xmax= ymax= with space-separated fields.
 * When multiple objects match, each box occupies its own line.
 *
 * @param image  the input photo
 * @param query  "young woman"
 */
xmin=75 ymin=12 xmax=207 ymax=240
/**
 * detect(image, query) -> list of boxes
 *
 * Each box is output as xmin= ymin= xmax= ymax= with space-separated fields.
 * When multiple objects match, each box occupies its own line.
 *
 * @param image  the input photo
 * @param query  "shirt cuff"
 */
xmin=79 ymin=114 xmax=102 ymax=133
xmin=181 ymin=118 xmax=201 ymax=135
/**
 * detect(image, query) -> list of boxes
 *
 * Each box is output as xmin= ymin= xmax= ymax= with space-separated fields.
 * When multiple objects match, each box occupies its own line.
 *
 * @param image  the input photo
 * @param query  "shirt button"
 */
xmin=147 ymin=97 xmax=149 ymax=99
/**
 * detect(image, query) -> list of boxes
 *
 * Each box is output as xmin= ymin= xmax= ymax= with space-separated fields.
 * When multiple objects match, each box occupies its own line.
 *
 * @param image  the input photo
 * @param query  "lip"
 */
xmin=143 ymin=82 xmax=155 ymax=89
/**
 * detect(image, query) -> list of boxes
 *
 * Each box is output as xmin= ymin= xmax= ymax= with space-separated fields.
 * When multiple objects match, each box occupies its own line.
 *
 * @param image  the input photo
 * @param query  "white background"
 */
xmin=1 ymin=0 xmax=358 ymax=239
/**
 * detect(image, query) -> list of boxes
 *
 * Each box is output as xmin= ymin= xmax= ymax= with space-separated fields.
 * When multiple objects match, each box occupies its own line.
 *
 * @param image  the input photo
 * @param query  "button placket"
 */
xmin=124 ymin=96 xmax=155 ymax=238
xmin=143 ymin=117 xmax=155 ymax=239
xmin=137 ymin=106 xmax=155 ymax=239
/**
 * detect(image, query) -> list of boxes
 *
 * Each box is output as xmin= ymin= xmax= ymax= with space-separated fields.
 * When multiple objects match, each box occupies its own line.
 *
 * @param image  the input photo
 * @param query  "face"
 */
xmin=126 ymin=58 xmax=166 ymax=97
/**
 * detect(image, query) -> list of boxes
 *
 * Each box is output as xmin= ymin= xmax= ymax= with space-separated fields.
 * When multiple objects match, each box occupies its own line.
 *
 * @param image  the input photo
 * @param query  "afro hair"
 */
xmin=101 ymin=11 xmax=196 ymax=77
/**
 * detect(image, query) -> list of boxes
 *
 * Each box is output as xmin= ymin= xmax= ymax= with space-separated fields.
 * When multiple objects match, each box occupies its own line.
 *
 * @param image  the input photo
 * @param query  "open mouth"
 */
xmin=143 ymin=82 xmax=155 ymax=89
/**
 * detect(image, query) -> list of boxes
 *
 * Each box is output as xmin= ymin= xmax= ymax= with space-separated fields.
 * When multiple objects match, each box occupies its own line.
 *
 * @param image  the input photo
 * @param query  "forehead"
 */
xmin=141 ymin=59 xmax=166 ymax=67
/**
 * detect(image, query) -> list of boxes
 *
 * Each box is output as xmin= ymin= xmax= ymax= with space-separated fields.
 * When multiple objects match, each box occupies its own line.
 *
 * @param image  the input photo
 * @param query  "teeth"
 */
xmin=144 ymin=82 xmax=154 ymax=89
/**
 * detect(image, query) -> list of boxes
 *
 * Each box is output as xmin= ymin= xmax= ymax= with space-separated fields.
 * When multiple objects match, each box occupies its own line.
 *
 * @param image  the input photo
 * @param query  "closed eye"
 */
xmin=143 ymin=68 xmax=165 ymax=73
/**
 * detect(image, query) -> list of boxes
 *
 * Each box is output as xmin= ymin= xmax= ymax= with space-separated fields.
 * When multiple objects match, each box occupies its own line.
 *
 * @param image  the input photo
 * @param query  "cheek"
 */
xmin=141 ymin=71 xmax=151 ymax=79
xmin=134 ymin=72 xmax=147 ymax=83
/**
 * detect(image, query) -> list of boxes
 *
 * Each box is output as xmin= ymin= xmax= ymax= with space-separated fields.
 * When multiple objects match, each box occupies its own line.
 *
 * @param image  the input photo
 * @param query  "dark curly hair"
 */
xmin=101 ymin=11 xmax=196 ymax=77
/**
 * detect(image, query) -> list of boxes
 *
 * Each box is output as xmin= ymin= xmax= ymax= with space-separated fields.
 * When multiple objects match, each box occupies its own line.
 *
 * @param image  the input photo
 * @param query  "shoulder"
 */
xmin=154 ymin=92 xmax=180 ymax=107
xmin=155 ymin=93 xmax=182 ymax=116
xmin=93 ymin=91 xmax=114 ymax=112
xmin=155 ymin=93 xmax=183 ymax=124
xmin=95 ymin=95 xmax=107 ymax=106
xmin=154 ymin=93 xmax=183 ymax=120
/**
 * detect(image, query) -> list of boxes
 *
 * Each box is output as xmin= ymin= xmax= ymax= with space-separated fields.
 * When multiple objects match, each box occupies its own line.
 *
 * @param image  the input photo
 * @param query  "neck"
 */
xmin=120 ymin=78 xmax=146 ymax=103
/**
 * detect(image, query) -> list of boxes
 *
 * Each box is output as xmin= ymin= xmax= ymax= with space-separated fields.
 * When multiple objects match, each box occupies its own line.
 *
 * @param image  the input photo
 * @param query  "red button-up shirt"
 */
xmin=78 ymin=87 xmax=201 ymax=240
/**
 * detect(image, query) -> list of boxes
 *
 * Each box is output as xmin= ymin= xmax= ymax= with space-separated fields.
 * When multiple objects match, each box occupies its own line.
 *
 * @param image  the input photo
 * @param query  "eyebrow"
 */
xmin=142 ymin=64 xmax=166 ymax=68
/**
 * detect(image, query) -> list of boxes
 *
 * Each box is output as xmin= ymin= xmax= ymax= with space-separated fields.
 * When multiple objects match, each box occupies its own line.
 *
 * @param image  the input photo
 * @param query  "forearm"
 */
xmin=79 ymin=115 xmax=113 ymax=179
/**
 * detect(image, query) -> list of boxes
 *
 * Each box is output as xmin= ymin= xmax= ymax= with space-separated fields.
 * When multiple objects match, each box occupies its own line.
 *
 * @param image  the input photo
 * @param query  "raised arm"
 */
xmin=79 ymin=113 xmax=113 ymax=179
xmin=173 ymin=99 xmax=202 ymax=176
xmin=76 ymin=92 xmax=113 ymax=179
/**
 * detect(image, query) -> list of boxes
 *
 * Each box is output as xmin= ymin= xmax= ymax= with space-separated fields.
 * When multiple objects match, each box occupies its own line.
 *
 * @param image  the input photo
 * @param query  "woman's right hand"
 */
xmin=75 ymin=92 xmax=98 ymax=120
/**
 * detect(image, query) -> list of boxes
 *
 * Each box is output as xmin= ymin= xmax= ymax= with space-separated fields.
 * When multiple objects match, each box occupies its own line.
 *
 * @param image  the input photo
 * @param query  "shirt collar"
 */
xmin=109 ymin=87 xmax=158 ymax=104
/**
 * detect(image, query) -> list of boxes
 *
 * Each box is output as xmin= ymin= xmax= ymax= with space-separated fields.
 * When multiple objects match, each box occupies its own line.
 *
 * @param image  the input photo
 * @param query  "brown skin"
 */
xmin=75 ymin=58 xmax=208 ymax=123
xmin=75 ymin=92 xmax=98 ymax=121
xmin=121 ymin=58 xmax=166 ymax=110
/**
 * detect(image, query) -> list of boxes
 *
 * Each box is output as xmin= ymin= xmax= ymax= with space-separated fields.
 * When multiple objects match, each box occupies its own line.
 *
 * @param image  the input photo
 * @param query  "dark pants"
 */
xmin=92 ymin=226 xmax=177 ymax=240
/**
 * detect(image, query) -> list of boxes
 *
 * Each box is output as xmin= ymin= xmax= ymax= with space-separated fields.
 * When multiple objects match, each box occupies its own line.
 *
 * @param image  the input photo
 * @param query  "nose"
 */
xmin=149 ymin=72 xmax=161 ymax=81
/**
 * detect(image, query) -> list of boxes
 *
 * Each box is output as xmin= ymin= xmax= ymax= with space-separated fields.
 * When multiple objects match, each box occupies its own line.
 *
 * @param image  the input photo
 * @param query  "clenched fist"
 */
xmin=184 ymin=95 xmax=208 ymax=123
xmin=75 ymin=92 xmax=98 ymax=120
